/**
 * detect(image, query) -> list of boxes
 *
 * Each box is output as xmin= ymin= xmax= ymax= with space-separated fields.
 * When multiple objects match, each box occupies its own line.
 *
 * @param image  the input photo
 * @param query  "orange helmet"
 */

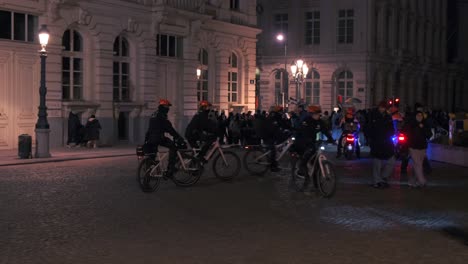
xmin=159 ymin=99 xmax=172 ymax=106
xmin=307 ymin=105 xmax=321 ymax=114
xmin=346 ymin=107 xmax=355 ymax=114
xmin=199 ymin=100 xmax=212 ymax=108
xmin=270 ymin=105 xmax=284 ymax=113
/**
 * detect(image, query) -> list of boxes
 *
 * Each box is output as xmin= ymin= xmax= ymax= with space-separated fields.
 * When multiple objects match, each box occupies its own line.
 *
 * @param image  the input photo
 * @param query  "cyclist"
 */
xmin=336 ymin=107 xmax=361 ymax=158
xmin=260 ymin=105 xmax=290 ymax=172
xmin=145 ymin=99 xmax=185 ymax=178
xmin=293 ymin=105 xmax=334 ymax=189
xmin=185 ymin=100 xmax=218 ymax=164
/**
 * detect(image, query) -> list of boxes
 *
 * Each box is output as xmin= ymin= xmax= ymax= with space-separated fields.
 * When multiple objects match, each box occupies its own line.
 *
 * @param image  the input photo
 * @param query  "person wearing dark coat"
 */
xmin=368 ymin=101 xmax=396 ymax=188
xmin=84 ymin=115 xmax=101 ymax=148
xmin=406 ymin=111 xmax=432 ymax=187
xmin=145 ymin=99 xmax=184 ymax=178
xmin=67 ymin=111 xmax=83 ymax=147
xmin=185 ymin=100 xmax=218 ymax=163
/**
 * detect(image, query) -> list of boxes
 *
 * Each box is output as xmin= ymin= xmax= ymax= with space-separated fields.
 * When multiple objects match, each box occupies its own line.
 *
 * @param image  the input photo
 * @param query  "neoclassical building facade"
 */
xmin=0 ymin=0 xmax=260 ymax=150
xmin=256 ymin=0 xmax=467 ymax=112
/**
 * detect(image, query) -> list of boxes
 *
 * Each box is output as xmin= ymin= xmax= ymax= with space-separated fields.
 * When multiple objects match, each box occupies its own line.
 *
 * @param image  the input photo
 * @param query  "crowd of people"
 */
xmin=67 ymin=113 xmax=102 ymax=148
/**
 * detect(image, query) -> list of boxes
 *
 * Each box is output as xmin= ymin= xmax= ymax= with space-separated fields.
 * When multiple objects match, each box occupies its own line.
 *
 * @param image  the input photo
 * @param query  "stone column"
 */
xmin=425 ymin=21 xmax=433 ymax=60
xmin=377 ymin=3 xmax=387 ymax=54
xmin=407 ymin=76 xmax=415 ymax=109
xmin=399 ymin=11 xmax=407 ymax=51
xmin=375 ymin=70 xmax=385 ymax=103
xmin=441 ymin=0 xmax=448 ymax=63
xmin=417 ymin=20 xmax=425 ymax=59
xmin=447 ymin=76 xmax=454 ymax=112
xmin=415 ymin=75 xmax=424 ymax=104
xmin=386 ymin=72 xmax=394 ymax=99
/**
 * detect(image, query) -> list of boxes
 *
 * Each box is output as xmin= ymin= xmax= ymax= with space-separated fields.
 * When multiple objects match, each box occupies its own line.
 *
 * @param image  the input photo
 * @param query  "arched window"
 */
xmin=337 ymin=70 xmax=353 ymax=101
xmin=305 ymin=69 xmax=320 ymax=105
xmin=113 ymin=36 xmax=130 ymax=101
xmin=62 ymin=29 xmax=83 ymax=100
xmin=228 ymin=52 xmax=238 ymax=103
xmin=197 ymin=48 xmax=209 ymax=101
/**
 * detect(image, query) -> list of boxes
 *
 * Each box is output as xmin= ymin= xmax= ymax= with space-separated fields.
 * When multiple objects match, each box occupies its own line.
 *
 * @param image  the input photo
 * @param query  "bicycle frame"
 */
xmin=307 ymin=145 xmax=329 ymax=179
xmin=250 ymin=137 xmax=296 ymax=164
xmin=148 ymin=149 xmax=196 ymax=176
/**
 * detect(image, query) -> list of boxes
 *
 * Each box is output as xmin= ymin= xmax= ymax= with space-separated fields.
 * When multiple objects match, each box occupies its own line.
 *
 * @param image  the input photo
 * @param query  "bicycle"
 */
xmin=136 ymin=140 xmax=241 ymax=193
xmin=244 ymin=138 xmax=337 ymax=198
xmin=289 ymin=142 xmax=336 ymax=198
xmin=136 ymin=144 xmax=202 ymax=193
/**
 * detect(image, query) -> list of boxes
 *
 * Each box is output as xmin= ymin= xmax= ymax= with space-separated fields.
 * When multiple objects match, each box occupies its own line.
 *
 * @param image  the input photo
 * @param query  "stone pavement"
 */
xmin=1 ymin=152 xmax=467 ymax=264
xmin=0 ymin=145 xmax=135 ymax=167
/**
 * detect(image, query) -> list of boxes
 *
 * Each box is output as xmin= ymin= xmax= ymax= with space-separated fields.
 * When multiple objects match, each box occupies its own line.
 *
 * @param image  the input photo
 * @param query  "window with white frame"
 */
xmin=337 ymin=9 xmax=354 ymax=44
xmin=0 ymin=10 xmax=38 ymax=42
xmin=274 ymin=70 xmax=288 ymax=106
xmin=228 ymin=52 xmax=238 ymax=103
xmin=305 ymin=70 xmax=320 ymax=105
xmin=156 ymin=34 xmax=183 ymax=58
xmin=113 ymin=36 xmax=130 ymax=102
xmin=305 ymin=11 xmax=320 ymax=45
xmin=62 ymin=29 xmax=83 ymax=100
xmin=337 ymin=71 xmax=353 ymax=101
xmin=197 ymin=48 xmax=209 ymax=102
xmin=274 ymin=13 xmax=288 ymax=34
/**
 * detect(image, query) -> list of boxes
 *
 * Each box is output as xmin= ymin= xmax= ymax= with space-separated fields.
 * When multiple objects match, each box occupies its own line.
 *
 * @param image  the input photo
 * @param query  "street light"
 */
xmin=35 ymin=24 xmax=51 ymax=158
xmin=290 ymin=59 xmax=309 ymax=101
xmin=275 ymin=33 xmax=287 ymax=108
xmin=196 ymin=67 xmax=201 ymax=80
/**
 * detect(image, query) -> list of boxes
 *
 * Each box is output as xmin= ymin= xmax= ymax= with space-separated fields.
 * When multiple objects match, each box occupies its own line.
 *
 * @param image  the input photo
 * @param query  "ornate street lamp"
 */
xmin=290 ymin=59 xmax=309 ymax=101
xmin=35 ymin=24 xmax=51 ymax=158
xmin=276 ymin=33 xmax=287 ymax=108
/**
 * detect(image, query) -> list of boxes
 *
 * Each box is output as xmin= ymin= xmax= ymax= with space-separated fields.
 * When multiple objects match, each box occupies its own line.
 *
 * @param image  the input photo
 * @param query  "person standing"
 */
xmin=368 ymin=101 xmax=395 ymax=188
xmin=406 ymin=111 xmax=432 ymax=188
xmin=84 ymin=115 xmax=101 ymax=148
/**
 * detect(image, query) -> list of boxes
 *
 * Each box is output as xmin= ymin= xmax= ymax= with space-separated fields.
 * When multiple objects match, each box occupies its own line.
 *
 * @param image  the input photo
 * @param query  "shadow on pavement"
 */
xmin=441 ymin=226 xmax=468 ymax=246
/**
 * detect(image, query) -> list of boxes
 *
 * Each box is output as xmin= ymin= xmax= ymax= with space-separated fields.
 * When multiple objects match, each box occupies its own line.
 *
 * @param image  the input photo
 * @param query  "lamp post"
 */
xmin=276 ymin=33 xmax=287 ymax=108
xmin=35 ymin=24 xmax=51 ymax=158
xmin=290 ymin=59 xmax=309 ymax=102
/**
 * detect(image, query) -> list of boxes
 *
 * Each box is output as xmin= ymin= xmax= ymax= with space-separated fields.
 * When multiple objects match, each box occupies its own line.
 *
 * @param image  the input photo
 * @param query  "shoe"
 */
xmin=270 ymin=166 xmax=281 ymax=172
xmin=372 ymin=182 xmax=386 ymax=189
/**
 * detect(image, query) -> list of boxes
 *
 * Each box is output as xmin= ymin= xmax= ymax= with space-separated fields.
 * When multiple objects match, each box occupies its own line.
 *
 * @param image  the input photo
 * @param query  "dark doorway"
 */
xmin=118 ymin=112 xmax=129 ymax=140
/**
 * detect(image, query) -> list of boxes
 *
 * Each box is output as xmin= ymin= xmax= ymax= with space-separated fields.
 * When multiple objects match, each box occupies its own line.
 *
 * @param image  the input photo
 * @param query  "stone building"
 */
xmin=256 ymin=0 xmax=467 ymax=112
xmin=0 ymin=0 xmax=260 ymax=150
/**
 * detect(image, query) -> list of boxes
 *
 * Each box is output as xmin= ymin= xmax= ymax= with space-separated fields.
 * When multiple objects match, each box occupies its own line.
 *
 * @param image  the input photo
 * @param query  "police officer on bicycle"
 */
xmin=293 ymin=105 xmax=334 ymax=189
xmin=185 ymin=100 xmax=218 ymax=164
xmin=145 ymin=99 xmax=185 ymax=178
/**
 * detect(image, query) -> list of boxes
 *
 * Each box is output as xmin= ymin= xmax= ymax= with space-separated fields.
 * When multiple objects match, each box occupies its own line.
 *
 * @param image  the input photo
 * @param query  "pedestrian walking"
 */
xmin=84 ymin=115 xmax=102 ymax=148
xmin=406 ymin=111 xmax=432 ymax=188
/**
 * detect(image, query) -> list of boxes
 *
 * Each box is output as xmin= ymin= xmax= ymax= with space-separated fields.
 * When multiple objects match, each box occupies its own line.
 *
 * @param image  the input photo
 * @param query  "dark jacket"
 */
xmin=85 ymin=118 xmax=101 ymax=141
xmin=146 ymin=111 xmax=180 ymax=144
xmin=368 ymin=109 xmax=394 ymax=159
xmin=185 ymin=110 xmax=218 ymax=140
xmin=67 ymin=112 xmax=82 ymax=144
xmin=407 ymin=120 xmax=432 ymax=149
xmin=295 ymin=117 xmax=332 ymax=146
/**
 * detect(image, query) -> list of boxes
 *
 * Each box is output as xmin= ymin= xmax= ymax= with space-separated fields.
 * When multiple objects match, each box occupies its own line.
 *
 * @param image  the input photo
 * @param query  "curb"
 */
xmin=0 ymin=153 xmax=135 ymax=167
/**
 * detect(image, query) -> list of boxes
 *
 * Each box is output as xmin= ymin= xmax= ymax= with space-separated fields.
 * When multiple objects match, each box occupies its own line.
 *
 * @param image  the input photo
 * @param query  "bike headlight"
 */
xmin=292 ymin=137 xmax=296 ymax=141
xmin=320 ymin=146 xmax=325 ymax=150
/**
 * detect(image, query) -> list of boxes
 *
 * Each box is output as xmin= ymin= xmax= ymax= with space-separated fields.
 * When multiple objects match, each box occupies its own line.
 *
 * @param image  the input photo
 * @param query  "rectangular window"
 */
xmin=228 ymin=71 xmax=238 ymax=103
xmin=305 ymin=11 xmax=320 ymax=45
xmin=62 ymin=57 xmax=83 ymax=100
xmin=156 ymin=34 xmax=183 ymax=58
xmin=197 ymin=70 xmax=208 ymax=102
xmin=0 ymin=10 xmax=37 ymax=42
xmin=113 ymin=62 xmax=130 ymax=101
xmin=274 ymin=13 xmax=288 ymax=34
xmin=230 ymin=0 xmax=239 ymax=10
xmin=305 ymin=82 xmax=320 ymax=105
xmin=337 ymin=9 xmax=354 ymax=44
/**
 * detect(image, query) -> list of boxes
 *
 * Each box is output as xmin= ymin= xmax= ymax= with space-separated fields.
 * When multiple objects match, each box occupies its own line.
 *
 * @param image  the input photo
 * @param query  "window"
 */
xmin=0 ymin=10 xmax=37 ymax=42
xmin=62 ymin=29 xmax=83 ymax=100
xmin=275 ymin=70 xmax=288 ymax=105
xmin=156 ymin=34 xmax=183 ymax=58
xmin=305 ymin=70 xmax=320 ymax=105
xmin=228 ymin=52 xmax=238 ymax=103
xmin=337 ymin=9 xmax=354 ymax=44
xmin=113 ymin=36 xmax=130 ymax=102
xmin=337 ymin=71 xmax=353 ymax=101
xmin=197 ymin=49 xmax=209 ymax=102
xmin=305 ymin=11 xmax=320 ymax=45
xmin=230 ymin=0 xmax=239 ymax=10
xmin=274 ymin=13 xmax=288 ymax=34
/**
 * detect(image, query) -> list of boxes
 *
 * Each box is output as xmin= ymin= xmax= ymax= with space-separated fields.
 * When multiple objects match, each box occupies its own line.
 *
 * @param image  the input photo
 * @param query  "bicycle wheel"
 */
xmin=137 ymin=157 xmax=161 ymax=193
xmin=315 ymin=160 xmax=337 ymax=198
xmin=172 ymin=153 xmax=202 ymax=187
xmin=243 ymin=148 xmax=269 ymax=176
xmin=212 ymin=150 xmax=241 ymax=180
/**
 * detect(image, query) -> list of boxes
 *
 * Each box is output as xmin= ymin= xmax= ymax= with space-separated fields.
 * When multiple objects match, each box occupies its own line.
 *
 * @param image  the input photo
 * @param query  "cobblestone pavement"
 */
xmin=1 ymin=152 xmax=467 ymax=264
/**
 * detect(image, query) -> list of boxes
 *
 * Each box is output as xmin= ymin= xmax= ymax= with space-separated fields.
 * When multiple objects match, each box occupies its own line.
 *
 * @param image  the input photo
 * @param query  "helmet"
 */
xmin=307 ymin=105 xmax=322 ymax=114
xmin=159 ymin=99 xmax=172 ymax=107
xmin=346 ymin=107 xmax=355 ymax=114
xmin=199 ymin=100 xmax=212 ymax=109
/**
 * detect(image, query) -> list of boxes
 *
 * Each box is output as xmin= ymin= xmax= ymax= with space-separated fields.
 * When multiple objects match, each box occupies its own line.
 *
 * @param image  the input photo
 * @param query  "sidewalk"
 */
xmin=0 ymin=145 xmax=136 ymax=167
